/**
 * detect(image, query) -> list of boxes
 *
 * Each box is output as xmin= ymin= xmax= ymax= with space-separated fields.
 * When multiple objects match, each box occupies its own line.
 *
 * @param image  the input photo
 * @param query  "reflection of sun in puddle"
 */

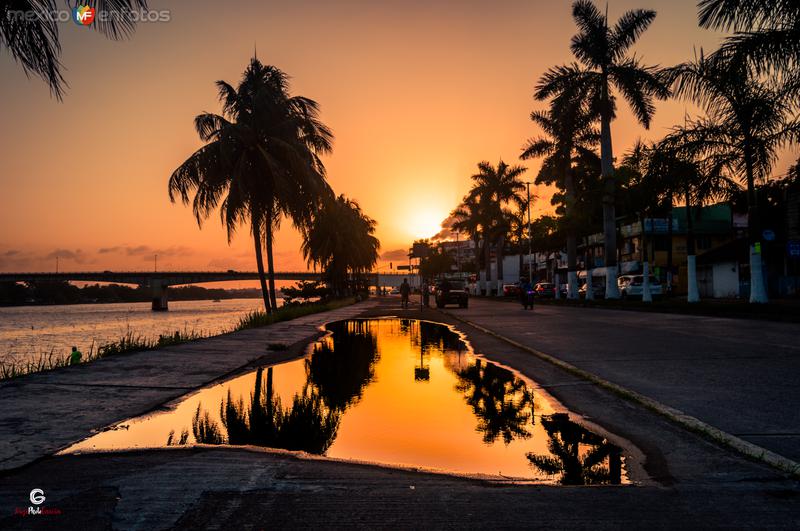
xmin=65 ymin=319 xmax=626 ymax=484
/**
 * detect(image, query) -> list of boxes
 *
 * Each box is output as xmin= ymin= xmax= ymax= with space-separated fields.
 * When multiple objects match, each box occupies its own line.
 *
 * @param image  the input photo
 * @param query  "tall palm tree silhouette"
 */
xmin=169 ymin=57 xmax=333 ymax=312
xmin=302 ymin=195 xmax=380 ymax=297
xmin=466 ymin=161 xmax=527 ymax=296
xmin=667 ymin=53 xmax=799 ymax=302
xmin=522 ymin=95 xmax=599 ymax=299
xmin=536 ymin=0 xmax=670 ymax=298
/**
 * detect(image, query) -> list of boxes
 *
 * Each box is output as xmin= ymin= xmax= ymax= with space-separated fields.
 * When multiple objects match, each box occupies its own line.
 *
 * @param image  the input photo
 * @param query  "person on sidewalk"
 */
xmin=399 ymin=278 xmax=411 ymax=309
xmin=69 ymin=346 xmax=82 ymax=365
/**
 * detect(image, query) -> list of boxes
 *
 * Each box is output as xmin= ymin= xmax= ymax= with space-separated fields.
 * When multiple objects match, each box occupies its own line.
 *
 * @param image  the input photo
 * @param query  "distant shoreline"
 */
xmin=0 ymin=294 xmax=266 ymax=309
xmin=0 ymin=282 xmax=276 ymax=308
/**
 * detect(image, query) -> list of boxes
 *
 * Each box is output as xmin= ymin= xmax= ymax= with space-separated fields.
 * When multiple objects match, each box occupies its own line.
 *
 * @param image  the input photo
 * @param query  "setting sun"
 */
xmin=407 ymin=208 xmax=449 ymax=240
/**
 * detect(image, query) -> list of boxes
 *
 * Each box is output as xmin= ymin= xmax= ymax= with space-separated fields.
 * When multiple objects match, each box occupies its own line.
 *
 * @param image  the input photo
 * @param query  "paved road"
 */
xmin=0 ymin=301 xmax=375 ymax=471
xmin=2 ymin=449 xmax=798 ymax=530
xmin=1 ymin=296 xmax=798 ymax=529
xmin=442 ymin=298 xmax=800 ymax=462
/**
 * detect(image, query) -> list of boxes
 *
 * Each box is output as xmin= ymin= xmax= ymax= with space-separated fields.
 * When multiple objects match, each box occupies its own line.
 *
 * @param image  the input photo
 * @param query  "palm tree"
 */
xmin=521 ymin=97 xmax=598 ymax=299
xmin=302 ymin=194 xmax=380 ymax=296
xmin=630 ymin=133 xmax=738 ymax=303
xmin=466 ymin=161 xmax=527 ymax=296
xmin=698 ymin=0 xmax=800 ymax=80
xmin=618 ymin=140 xmax=665 ymax=302
xmin=169 ymin=58 xmax=333 ymax=313
xmin=0 ymin=0 xmax=148 ymax=98
xmin=506 ymin=200 xmax=530 ymax=281
xmin=451 ymin=194 xmax=487 ymax=290
xmin=668 ymin=54 xmax=799 ymax=302
xmin=536 ymin=0 xmax=670 ymax=298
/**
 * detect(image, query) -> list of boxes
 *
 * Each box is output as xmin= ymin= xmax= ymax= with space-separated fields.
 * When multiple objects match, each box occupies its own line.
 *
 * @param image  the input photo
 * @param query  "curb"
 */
xmin=443 ymin=310 xmax=800 ymax=480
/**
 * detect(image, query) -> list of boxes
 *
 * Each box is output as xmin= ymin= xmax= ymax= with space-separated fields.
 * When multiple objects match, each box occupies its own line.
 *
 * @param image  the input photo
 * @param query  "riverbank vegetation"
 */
xmin=234 ymin=297 xmax=356 ymax=331
xmin=0 ymin=297 xmax=358 ymax=380
xmin=0 ymin=328 xmax=204 ymax=380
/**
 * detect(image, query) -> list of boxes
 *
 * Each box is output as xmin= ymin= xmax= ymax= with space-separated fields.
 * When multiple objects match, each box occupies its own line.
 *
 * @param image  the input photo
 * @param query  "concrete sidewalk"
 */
xmin=0 ymin=300 xmax=375 ymax=471
xmin=441 ymin=298 xmax=800 ymax=462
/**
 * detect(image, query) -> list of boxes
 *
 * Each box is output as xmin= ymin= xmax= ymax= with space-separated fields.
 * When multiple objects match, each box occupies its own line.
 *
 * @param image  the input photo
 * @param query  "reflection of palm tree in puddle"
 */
xmin=308 ymin=320 xmax=379 ymax=410
xmin=169 ymin=321 xmax=380 ymax=454
xmin=526 ymin=413 xmax=622 ymax=485
xmin=454 ymin=359 xmax=534 ymax=444
xmin=169 ymin=366 xmax=340 ymax=454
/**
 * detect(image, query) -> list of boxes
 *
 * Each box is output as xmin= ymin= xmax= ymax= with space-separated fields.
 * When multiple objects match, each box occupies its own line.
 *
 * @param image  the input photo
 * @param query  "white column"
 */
xmin=642 ymin=261 xmax=652 ymax=302
xmin=687 ymin=255 xmax=700 ymax=303
xmin=749 ymin=244 xmax=768 ymax=303
xmin=567 ymin=271 xmax=579 ymax=300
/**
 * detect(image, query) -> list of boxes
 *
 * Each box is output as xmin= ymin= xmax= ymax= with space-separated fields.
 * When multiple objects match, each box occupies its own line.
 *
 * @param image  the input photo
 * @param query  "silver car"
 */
xmin=617 ymin=275 xmax=663 ymax=298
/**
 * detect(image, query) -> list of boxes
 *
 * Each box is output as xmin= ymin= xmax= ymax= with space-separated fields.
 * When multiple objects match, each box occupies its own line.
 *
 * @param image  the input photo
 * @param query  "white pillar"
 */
xmin=554 ymin=272 xmax=561 ymax=299
xmin=585 ymin=267 xmax=594 ymax=301
xmin=567 ymin=271 xmax=579 ymax=300
xmin=687 ymin=255 xmax=700 ymax=303
xmin=749 ymin=244 xmax=768 ymax=303
xmin=642 ymin=261 xmax=652 ymax=303
xmin=605 ymin=265 xmax=620 ymax=299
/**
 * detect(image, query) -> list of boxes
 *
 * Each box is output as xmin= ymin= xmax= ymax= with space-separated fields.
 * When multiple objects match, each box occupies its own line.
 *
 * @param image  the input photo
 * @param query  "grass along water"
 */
xmin=1 ymin=298 xmax=357 ymax=380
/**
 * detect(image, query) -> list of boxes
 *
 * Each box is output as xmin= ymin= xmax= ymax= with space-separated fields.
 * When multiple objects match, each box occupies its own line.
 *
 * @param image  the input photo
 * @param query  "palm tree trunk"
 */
xmin=496 ymin=234 xmax=505 ymax=297
xmin=667 ymin=193 xmax=674 ymax=297
xmin=484 ymin=236 xmax=493 ymax=296
xmin=265 ymin=216 xmax=279 ymax=310
xmin=640 ymin=213 xmax=652 ymax=302
xmin=252 ymin=213 xmax=272 ymax=314
xmin=745 ymin=146 xmax=768 ymax=303
xmin=564 ymin=168 xmax=579 ymax=300
xmin=686 ymin=191 xmax=700 ymax=303
xmin=600 ymin=104 xmax=620 ymax=299
xmin=473 ymin=237 xmax=482 ymax=295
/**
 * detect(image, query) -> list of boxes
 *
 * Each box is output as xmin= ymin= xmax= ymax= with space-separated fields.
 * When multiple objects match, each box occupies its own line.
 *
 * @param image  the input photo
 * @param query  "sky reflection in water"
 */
xmin=68 ymin=319 xmax=625 ymax=483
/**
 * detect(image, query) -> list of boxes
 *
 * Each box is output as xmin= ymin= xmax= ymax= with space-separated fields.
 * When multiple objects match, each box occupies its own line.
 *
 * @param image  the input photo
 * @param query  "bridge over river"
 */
xmin=0 ymin=271 xmax=417 ymax=310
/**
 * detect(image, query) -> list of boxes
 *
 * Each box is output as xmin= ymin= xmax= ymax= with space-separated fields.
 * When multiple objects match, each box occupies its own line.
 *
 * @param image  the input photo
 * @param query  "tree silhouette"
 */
xmin=454 ymin=359 xmax=533 ymax=445
xmin=527 ymin=413 xmax=622 ymax=485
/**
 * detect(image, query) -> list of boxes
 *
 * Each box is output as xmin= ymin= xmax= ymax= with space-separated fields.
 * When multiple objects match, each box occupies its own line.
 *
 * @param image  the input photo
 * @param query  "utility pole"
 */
xmin=154 ymin=254 xmax=158 ymax=273
xmin=526 ymin=182 xmax=533 ymax=285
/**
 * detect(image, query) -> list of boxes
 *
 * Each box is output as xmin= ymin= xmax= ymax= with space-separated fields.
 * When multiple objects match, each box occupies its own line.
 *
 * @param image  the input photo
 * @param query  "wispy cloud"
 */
xmin=381 ymin=248 xmax=409 ymax=261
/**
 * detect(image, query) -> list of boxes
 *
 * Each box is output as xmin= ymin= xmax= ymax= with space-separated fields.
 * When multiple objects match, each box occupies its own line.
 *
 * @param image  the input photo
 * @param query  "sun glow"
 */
xmin=406 ymin=208 xmax=448 ymax=240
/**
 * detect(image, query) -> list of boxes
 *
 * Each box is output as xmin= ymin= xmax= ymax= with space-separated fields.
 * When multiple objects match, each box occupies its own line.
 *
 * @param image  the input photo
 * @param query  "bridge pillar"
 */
xmin=149 ymin=280 xmax=169 ymax=311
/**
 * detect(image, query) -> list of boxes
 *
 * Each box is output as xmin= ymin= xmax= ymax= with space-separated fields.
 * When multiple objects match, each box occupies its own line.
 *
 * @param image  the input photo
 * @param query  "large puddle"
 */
xmin=66 ymin=318 xmax=626 ymax=484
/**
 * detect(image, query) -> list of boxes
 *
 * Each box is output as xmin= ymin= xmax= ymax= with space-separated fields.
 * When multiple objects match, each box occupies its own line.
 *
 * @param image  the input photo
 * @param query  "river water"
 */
xmin=0 ymin=298 xmax=270 ymax=366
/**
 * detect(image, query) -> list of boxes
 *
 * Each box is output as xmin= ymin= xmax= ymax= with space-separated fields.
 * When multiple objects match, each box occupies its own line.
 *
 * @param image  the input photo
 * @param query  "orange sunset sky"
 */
xmin=1 ymin=0 xmax=797 ymax=275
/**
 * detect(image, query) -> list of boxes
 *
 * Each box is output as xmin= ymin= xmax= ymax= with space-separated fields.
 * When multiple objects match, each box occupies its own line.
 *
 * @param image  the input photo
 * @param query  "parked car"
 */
xmin=389 ymin=287 xmax=400 ymax=295
xmin=579 ymin=280 xmax=606 ymax=299
xmin=533 ymin=282 xmax=556 ymax=298
xmin=617 ymin=275 xmax=663 ymax=299
xmin=435 ymin=279 xmax=469 ymax=308
xmin=502 ymin=283 xmax=520 ymax=297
